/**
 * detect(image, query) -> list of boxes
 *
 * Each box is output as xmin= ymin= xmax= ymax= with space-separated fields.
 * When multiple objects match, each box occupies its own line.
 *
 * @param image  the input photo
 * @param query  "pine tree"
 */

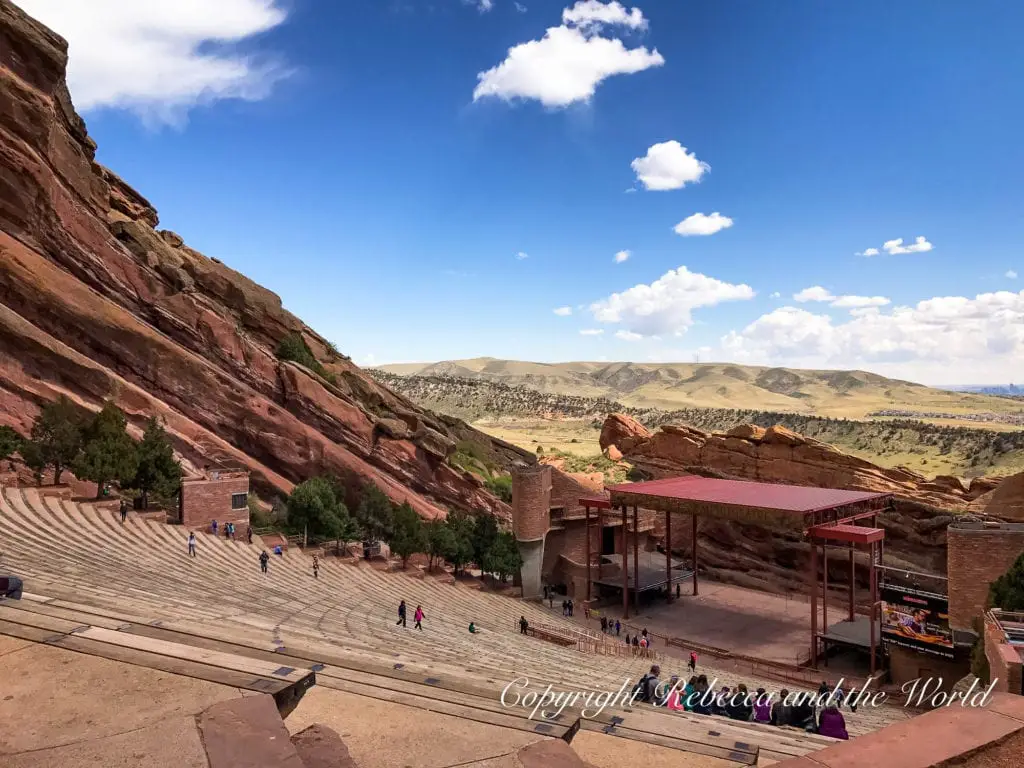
xmin=0 ymin=425 xmax=21 ymax=462
xmin=989 ymin=551 xmax=1024 ymax=612
xmin=129 ymin=417 xmax=182 ymax=509
xmin=425 ymin=519 xmax=454 ymax=572
xmin=356 ymin=483 xmax=395 ymax=544
xmin=28 ymin=395 xmax=83 ymax=485
xmin=482 ymin=531 xmax=523 ymax=583
xmin=444 ymin=510 xmax=476 ymax=575
xmin=471 ymin=514 xmax=499 ymax=575
xmin=75 ymin=401 xmax=139 ymax=499
xmin=390 ymin=502 xmax=426 ymax=569
xmin=287 ymin=476 xmax=357 ymax=541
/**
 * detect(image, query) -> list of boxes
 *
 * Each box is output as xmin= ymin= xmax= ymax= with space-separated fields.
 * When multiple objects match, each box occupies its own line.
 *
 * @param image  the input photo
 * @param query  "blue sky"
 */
xmin=19 ymin=0 xmax=1024 ymax=383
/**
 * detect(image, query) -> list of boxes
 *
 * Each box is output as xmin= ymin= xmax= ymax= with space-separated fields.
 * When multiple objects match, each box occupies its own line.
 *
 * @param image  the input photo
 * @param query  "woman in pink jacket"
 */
xmin=414 ymin=605 xmax=425 ymax=631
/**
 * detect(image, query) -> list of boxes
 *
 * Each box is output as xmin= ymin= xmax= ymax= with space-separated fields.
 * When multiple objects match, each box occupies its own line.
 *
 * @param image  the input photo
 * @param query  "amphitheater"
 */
xmin=1 ymin=487 xmax=1022 ymax=767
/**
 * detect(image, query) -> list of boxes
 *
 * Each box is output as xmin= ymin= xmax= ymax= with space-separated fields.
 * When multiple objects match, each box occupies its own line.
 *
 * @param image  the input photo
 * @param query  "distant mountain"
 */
xmin=939 ymin=384 xmax=1022 ymax=396
xmin=378 ymin=358 xmax=1022 ymax=420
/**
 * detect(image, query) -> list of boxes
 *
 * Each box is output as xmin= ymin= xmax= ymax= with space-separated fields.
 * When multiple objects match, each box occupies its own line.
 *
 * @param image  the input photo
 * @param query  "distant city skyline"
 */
xmin=18 ymin=0 xmax=1024 ymax=385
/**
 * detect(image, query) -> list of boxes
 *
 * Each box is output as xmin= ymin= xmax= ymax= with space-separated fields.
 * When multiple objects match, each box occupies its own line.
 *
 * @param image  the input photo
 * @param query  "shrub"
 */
xmin=276 ymin=332 xmax=337 ymax=385
xmin=485 ymin=475 xmax=512 ymax=503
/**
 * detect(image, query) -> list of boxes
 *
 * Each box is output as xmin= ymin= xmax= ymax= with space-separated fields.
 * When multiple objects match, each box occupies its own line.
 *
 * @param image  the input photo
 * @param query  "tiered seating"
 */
xmin=0 ymin=486 xmax=908 ymax=764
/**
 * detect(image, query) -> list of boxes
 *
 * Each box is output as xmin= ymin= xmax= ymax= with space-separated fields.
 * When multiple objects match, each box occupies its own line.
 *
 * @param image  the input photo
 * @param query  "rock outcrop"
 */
xmin=601 ymin=414 xmax=1018 ymax=590
xmin=0 ymin=1 xmax=529 ymax=519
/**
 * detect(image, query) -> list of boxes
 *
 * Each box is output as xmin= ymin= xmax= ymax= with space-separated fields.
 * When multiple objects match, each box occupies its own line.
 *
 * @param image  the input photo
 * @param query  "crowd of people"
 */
xmin=632 ymin=665 xmax=852 ymax=739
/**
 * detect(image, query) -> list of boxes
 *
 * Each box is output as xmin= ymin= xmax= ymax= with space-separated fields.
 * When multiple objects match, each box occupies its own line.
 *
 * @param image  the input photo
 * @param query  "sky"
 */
xmin=16 ymin=0 xmax=1024 ymax=385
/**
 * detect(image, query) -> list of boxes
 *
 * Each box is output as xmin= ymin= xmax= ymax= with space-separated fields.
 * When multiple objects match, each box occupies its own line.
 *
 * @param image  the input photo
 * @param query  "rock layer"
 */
xmin=0 ymin=0 xmax=528 ymax=519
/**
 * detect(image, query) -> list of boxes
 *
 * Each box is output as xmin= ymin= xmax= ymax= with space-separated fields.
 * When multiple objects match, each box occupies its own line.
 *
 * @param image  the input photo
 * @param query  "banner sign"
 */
xmin=880 ymin=585 xmax=954 ymax=658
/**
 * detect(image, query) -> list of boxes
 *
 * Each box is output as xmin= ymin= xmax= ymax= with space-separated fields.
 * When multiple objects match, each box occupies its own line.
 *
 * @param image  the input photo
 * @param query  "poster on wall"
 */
xmin=880 ymin=585 xmax=954 ymax=658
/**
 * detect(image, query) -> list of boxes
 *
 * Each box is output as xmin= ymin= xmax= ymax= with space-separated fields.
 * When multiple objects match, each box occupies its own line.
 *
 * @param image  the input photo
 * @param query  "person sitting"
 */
xmin=664 ymin=676 xmax=685 ymax=711
xmin=469 ymin=622 xmax=478 ymax=634
xmin=632 ymin=665 xmax=661 ymax=704
xmin=753 ymin=687 xmax=773 ymax=723
xmin=691 ymin=675 xmax=712 ymax=715
xmin=711 ymin=686 xmax=731 ymax=717
xmin=789 ymin=692 xmax=817 ymax=731
xmin=726 ymin=684 xmax=753 ymax=721
xmin=273 ymin=544 xmax=283 ymax=556
xmin=817 ymin=702 xmax=849 ymax=739
xmin=681 ymin=676 xmax=698 ymax=711
xmin=772 ymin=689 xmax=794 ymax=726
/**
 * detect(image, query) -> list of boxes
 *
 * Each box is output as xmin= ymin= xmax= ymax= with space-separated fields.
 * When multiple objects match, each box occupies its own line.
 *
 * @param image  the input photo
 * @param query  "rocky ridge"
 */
xmin=0 ymin=1 xmax=528 ymax=519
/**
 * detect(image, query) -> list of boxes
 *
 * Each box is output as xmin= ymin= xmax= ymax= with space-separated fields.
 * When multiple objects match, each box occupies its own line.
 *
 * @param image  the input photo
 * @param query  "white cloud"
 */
xmin=474 ymin=0 xmax=495 ymax=11
xmin=615 ymin=330 xmax=643 ymax=341
xmin=1007 ymin=270 xmax=1018 ymax=279
xmin=673 ymin=212 xmax=733 ymax=237
xmin=562 ymin=0 xmax=646 ymax=30
xmin=515 ymin=1 xmax=528 ymax=10
xmin=553 ymin=306 xmax=573 ymax=316
xmin=614 ymin=249 xmax=631 ymax=263
xmin=589 ymin=265 xmax=755 ymax=337
xmin=721 ymin=290 xmax=1024 ymax=381
xmin=793 ymin=286 xmax=890 ymax=309
xmin=472 ymin=2 xmax=664 ymax=107
xmin=856 ymin=247 xmax=880 ymax=257
xmin=579 ymin=328 xmax=604 ymax=336
xmin=17 ymin=0 xmax=290 ymax=124
xmin=793 ymin=286 xmax=835 ymax=303
xmin=631 ymin=141 xmax=709 ymax=191
xmin=770 ymin=292 xmax=781 ymax=299
xmin=516 ymin=251 xmax=530 ymax=260
xmin=882 ymin=236 xmax=934 ymax=255
xmin=830 ymin=295 xmax=891 ymax=308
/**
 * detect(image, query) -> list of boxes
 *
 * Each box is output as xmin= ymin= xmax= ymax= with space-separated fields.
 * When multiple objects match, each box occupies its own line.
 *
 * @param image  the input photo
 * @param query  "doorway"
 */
xmin=602 ymin=525 xmax=616 ymax=555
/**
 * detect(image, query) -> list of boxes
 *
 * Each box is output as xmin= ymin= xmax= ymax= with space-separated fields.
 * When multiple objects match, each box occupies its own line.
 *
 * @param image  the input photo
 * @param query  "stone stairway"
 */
xmin=0 ymin=486 xmax=910 ymax=764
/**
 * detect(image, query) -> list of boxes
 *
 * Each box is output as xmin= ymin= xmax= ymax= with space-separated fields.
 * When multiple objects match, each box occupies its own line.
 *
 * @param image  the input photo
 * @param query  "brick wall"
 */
xmin=180 ymin=476 xmax=250 ymax=533
xmin=947 ymin=523 xmax=1024 ymax=631
xmin=511 ymin=464 xmax=550 ymax=542
xmin=984 ymin=612 xmax=1023 ymax=695
xmin=887 ymin=645 xmax=968 ymax=693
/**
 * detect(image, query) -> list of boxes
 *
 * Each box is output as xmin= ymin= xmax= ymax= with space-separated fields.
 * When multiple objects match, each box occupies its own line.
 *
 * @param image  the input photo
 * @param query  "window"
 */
xmin=231 ymin=492 xmax=248 ymax=510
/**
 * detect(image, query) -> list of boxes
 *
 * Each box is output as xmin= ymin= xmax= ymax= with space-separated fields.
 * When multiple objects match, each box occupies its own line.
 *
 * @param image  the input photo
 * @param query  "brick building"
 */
xmin=947 ymin=519 xmax=1024 ymax=633
xmin=178 ymin=469 xmax=250 ymax=533
xmin=984 ymin=610 xmax=1024 ymax=695
xmin=511 ymin=464 xmax=661 ymax=600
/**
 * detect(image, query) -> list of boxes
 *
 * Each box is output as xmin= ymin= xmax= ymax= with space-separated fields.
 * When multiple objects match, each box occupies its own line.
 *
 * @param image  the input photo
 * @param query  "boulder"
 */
xmin=763 ymin=425 xmax=806 ymax=446
xmin=599 ymin=412 xmax=651 ymax=454
xmin=727 ymin=423 xmax=767 ymax=442
xmin=605 ymin=444 xmax=623 ymax=461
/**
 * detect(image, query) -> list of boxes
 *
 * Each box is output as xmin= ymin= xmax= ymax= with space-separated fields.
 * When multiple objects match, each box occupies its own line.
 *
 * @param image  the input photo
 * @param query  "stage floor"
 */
xmin=593 ymin=553 xmax=693 ymax=593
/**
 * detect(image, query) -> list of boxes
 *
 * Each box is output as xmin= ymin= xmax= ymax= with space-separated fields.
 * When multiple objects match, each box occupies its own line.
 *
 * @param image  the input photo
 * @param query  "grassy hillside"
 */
xmin=380 ymin=358 xmax=1022 ymax=422
xmin=370 ymin=370 xmax=1024 ymax=479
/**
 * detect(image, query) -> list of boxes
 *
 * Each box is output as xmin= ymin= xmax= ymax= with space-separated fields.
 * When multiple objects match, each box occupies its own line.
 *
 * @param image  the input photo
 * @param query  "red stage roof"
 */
xmin=808 ymin=523 xmax=885 ymax=544
xmin=606 ymin=476 xmax=890 ymax=514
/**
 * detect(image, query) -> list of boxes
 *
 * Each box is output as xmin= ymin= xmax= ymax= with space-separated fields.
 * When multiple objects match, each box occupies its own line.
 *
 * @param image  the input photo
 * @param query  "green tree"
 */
xmin=28 ymin=395 xmax=83 ymax=485
xmin=471 ymin=513 xmax=499 ymax=572
xmin=425 ymin=518 xmax=453 ymax=572
xmin=390 ymin=502 xmax=426 ymax=569
xmin=356 ymin=483 xmax=395 ymax=543
xmin=0 ymin=425 xmax=22 ymax=462
xmin=287 ymin=476 xmax=356 ymax=541
xmin=128 ymin=417 xmax=182 ymax=509
xmin=444 ymin=510 xmax=476 ymax=575
xmin=989 ymin=551 xmax=1024 ymax=612
xmin=75 ymin=401 xmax=139 ymax=498
xmin=482 ymin=531 xmax=523 ymax=583
xmin=275 ymin=332 xmax=336 ymax=384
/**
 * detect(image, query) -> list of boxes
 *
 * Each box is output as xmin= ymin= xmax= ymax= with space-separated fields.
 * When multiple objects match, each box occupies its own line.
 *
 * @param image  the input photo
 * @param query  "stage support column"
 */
xmin=692 ymin=512 xmax=699 ymax=597
xmin=848 ymin=544 xmax=855 ymax=622
xmin=633 ymin=505 xmax=640 ymax=615
xmin=810 ymin=540 xmax=818 ymax=669
xmin=823 ymin=545 xmax=828 ymax=633
xmin=869 ymin=540 xmax=877 ymax=679
xmin=665 ymin=510 xmax=672 ymax=604
xmin=622 ymin=505 xmax=629 ymax=619
xmin=597 ymin=507 xmax=603 ymax=582
xmin=585 ymin=505 xmax=591 ymax=603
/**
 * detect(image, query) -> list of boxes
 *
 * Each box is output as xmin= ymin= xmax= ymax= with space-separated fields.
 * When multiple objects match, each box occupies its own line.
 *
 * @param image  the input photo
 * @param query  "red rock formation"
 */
xmin=0 ymin=1 xmax=528 ymax=519
xmin=602 ymin=414 xmax=1016 ymax=591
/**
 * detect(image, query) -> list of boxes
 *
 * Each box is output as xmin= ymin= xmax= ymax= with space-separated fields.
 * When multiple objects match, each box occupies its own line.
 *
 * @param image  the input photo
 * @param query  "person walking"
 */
xmin=119 ymin=499 xmax=128 ymax=524
xmin=600 ymin=616 xmax=607 ymax=633
xmin=312 ymin=554 xmax=320 ymax=579
xmin=211 ymin=519 xmax=218 ymax=536
xmin=187 ymin=531 xmax=197 ymax=558
xmin=568 ymin=599 xmax=574 ymax=617
xmin=688 ymin=650 xmax=698 ymax=674
xmin=246 ymin=525 xmax=253 ymax=544
xmin=414 ymin=605 xmax=425 ymax=631
xmin=259 ymin=550 xmax=269 ymax=574
xmin=396 ymin=600 xmax=407 ymax=627
xmin=519 ymin=615 xmax=528 ymax=635
xmin=615 ymin=619 xmax=621 ymax=637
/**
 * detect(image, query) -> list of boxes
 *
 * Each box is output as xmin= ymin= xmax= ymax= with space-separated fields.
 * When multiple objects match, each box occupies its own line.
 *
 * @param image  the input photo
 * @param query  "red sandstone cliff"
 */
xmin=0 ymin=1 xmax=529 ymax=518
xmin=600 ymin=413 xmax=1019 ymax=591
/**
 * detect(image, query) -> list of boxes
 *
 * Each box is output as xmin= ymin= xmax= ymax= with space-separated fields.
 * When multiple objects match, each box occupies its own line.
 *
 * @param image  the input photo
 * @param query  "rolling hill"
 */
xmin=379 ymin=358 xmax=1023 ymax=420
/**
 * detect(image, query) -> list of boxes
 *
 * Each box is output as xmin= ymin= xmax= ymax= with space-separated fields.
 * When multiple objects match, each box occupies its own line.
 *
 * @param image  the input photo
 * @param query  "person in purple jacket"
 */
xmin=817 ymin=702 xmax=849 ymax=739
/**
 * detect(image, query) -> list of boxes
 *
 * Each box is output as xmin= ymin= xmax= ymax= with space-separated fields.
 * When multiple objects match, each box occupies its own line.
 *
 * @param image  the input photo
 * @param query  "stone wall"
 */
xmin=886 ymin=645 xmax=968 ymax=692
xmin=947 ymin=521 xmax=1024 ymax=631
xmin=180 ymin=475 xmax=250 ymax=532
xmin=511 ymin=464 xmax=550 ymax=542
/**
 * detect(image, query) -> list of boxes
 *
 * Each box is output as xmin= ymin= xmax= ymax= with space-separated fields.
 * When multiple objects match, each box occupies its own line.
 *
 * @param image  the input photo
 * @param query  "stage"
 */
xmin=593 ymin=553 xmax=694 ymax=593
